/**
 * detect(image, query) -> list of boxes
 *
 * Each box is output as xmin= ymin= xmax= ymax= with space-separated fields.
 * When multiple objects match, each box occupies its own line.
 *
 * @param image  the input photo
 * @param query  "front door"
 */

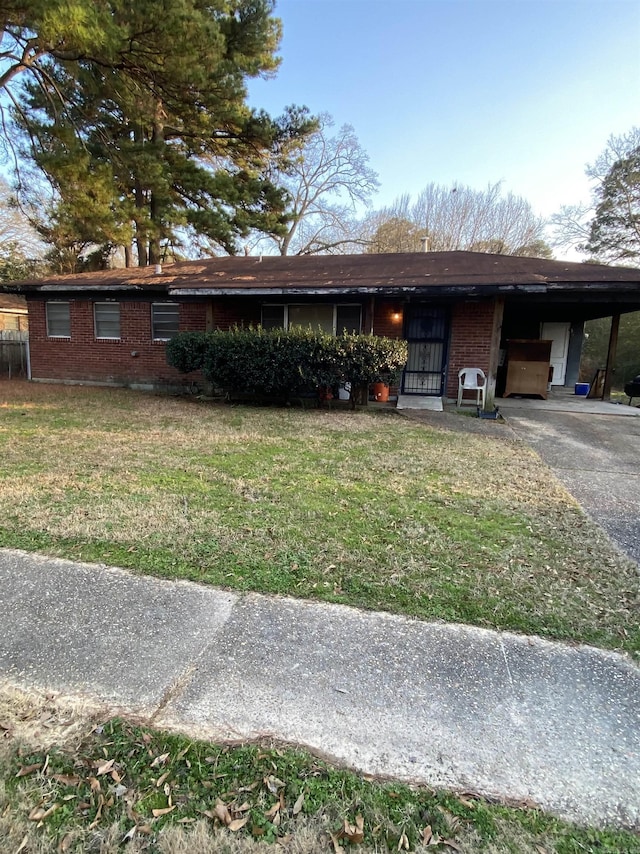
xmin=541 ymin=322 xmax=571 ymax=386
xmin=402 ymin=305 xmax=449 ymax=395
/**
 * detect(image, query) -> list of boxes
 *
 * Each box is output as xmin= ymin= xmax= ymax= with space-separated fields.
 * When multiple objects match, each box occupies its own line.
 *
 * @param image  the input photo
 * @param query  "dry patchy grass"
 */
xmin=0 ymin=380 xmax=638 ymax=653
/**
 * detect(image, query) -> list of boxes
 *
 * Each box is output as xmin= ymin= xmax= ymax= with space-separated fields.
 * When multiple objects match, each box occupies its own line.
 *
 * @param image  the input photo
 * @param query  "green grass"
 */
xmin=1 ymin=686 xmax=638 ymax=853
xmin=0 ymin=380 xmax=638 ymax=654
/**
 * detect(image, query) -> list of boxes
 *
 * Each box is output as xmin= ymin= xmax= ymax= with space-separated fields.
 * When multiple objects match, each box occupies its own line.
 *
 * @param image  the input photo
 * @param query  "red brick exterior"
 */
xmin=446 ymin=299 xmax=497 ymax=399
xmin=373 ymin=298 xmax=405 ymax=339
xmin=28 ymin=298 xmax=206 ymax=387
xmin=27 ymin=293 xmax=501 ymax=398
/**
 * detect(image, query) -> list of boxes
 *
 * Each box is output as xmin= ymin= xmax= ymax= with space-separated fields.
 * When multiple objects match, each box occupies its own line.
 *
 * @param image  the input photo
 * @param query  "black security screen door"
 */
xmin=401 ymin=305 xmax=449 ymax=395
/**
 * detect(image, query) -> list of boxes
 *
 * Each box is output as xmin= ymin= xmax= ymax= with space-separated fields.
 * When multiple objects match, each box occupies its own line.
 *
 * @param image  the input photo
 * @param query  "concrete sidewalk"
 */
xmin=0 ymin=548 xmax=638 ymax=830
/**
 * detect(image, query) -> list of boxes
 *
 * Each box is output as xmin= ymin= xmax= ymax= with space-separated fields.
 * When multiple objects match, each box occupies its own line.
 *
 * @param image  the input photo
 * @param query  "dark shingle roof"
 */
xmin=8 ymin=251 xmax=640 ymax=295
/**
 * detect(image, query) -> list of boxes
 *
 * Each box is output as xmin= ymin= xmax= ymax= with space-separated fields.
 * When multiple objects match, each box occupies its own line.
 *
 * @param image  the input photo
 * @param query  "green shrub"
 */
xmin=166 ymin=327 xmax=407 ymax=401
xmin=165 ymin=331 xmax=211 ymax=374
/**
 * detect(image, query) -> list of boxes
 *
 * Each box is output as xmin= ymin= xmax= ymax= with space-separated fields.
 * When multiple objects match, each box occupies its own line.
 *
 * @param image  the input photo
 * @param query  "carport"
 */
xmin=496 ymin=276 xmax=640 ymax=403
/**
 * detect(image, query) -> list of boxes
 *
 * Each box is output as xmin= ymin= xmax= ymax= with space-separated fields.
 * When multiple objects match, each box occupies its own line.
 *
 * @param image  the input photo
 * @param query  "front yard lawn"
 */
xmin=0 ymin=381 xmax=638 ymax=655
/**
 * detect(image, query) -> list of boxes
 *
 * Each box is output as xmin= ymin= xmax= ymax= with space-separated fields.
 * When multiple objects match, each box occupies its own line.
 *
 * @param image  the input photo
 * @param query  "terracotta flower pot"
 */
xmin=372 ymin=382 xmax=389 ymax=402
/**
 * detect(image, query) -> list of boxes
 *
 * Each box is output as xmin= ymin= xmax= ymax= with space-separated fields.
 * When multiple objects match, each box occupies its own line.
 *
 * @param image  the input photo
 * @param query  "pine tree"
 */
xmin=4 ymin=1 xmax=314 ymax=265
xmin=587 ymin=144 xmax=640 ymax=264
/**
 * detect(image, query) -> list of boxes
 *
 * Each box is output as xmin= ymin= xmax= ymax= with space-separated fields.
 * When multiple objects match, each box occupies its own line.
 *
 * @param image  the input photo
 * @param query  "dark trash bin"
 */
xmin=624 ymin=375 xmax=640 ymax=404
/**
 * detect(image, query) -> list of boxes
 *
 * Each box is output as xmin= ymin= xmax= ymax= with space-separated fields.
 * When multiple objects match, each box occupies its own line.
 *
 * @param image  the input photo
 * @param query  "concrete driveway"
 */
xmin=505 ymin=409 xmax=640 ymax=564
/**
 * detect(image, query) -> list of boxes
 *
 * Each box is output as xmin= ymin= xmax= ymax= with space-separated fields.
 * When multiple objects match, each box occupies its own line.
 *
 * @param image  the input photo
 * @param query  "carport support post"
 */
xmin=602 ymin=313 xmax=620 ymax=400
xmin=485 ymin=297 xmax=504 ymax=410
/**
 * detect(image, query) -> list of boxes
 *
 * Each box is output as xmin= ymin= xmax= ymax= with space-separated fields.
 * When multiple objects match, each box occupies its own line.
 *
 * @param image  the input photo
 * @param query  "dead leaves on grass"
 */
xmin=203 ymin=797 xmax=249 ymax=832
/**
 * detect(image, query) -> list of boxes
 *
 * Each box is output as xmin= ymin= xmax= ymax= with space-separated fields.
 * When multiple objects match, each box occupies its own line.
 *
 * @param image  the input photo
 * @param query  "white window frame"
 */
xmin=46 ymin=301 xmax=71 ymax=338
xmin=262 ymin=303 xmax=361 ymax=335
xmin=94 ymin=301 xmax=121 ymax=340
xmin=151 ymin=302 xmax=180 ymax=341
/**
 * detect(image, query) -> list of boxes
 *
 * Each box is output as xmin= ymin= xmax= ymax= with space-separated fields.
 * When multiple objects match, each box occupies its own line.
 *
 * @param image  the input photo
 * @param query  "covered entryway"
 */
xmin=401 ymin=304 xmax=449 ymax=396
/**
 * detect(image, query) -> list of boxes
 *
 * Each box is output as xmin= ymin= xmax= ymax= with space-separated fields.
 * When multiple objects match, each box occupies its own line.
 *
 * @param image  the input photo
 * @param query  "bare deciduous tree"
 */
xmin=364 ymin=182 xmax=548 ymax=256
xmin=253 ymin=114 xmax=379 ymax=255
xmin=0 ymin=177 xmax=43 ymax=280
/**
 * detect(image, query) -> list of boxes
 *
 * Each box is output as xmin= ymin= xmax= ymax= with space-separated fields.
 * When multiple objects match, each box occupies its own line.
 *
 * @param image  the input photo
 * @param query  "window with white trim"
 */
xmin=261 ymin=304 xmax=361 ymax=335
xmin=46 ymin=301 xmax=71 ymax=337
xmin=151 ymin=303 xmax=179 ymax=340
xmin=94 ymin=302 xmax=120 ymax=339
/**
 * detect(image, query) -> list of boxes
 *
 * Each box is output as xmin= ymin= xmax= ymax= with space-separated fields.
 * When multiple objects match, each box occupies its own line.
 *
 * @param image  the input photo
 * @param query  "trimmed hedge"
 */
xmin=166 ymin=327 xmax=407 ymax=401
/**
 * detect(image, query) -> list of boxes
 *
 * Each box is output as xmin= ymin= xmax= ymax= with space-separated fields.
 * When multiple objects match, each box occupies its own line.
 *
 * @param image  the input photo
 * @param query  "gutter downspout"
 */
xmin=25 ymin=337 xmax=31 ymax=380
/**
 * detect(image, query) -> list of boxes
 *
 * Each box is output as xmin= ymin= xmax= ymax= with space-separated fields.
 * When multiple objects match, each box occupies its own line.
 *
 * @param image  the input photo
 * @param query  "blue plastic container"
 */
xmin=575 ymin=383 xmax=590 ymax=396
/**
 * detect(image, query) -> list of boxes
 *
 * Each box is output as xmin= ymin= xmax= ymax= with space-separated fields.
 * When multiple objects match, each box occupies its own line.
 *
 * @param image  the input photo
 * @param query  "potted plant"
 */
xmin=371 ymin=366 xmax=400 ymax=402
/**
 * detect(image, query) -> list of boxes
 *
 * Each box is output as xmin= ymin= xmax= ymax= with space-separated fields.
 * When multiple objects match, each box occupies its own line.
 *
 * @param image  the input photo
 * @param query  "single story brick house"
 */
xmin=8 ymin=251 xmax=640 ymax=406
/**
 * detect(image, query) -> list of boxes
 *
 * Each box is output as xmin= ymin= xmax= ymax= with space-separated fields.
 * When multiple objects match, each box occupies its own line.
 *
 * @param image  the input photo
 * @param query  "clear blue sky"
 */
xmin=248 ymin=0 xmax=640 ymax=221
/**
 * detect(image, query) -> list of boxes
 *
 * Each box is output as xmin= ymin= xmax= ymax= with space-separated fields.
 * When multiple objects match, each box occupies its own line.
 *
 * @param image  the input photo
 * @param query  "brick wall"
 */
xmin=373 ymin=298 xmax=404 ymax=338
xmin=446 ymin=299 xmax=498 ymax=399
xmin=28 ymin=298 xmax=207 ymax=387
xmin=27 ymin=293 xmax=501 ymax=397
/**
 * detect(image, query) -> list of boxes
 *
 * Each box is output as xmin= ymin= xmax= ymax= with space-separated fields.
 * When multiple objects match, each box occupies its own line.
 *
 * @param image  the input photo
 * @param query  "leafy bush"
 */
xmin=166 ymin=327 xmax=407 ymax=401
xmin=165 ymin=331 xmax=211 ymax=374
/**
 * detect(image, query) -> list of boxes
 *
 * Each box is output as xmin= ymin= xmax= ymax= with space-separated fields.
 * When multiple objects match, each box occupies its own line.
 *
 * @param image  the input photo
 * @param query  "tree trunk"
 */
xmin=133 ymin=122 xmax=148 ymax=266
xmin=148 ymin=102 xmax=165 ymax=266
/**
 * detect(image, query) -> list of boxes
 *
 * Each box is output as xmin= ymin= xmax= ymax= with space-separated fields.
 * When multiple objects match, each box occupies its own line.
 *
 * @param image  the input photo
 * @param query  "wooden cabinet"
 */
xmin=504 ymin=339 xmax=552 ymax=399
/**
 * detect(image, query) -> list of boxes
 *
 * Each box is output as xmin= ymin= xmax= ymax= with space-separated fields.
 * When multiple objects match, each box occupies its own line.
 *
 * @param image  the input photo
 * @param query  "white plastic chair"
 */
xmin=457 ymin=367 xmax=486 ymax=408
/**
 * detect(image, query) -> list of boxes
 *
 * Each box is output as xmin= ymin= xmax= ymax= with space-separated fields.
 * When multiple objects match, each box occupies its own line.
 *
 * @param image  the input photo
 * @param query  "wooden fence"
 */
xmin=0 ymin=330 xmax=29 ymax=378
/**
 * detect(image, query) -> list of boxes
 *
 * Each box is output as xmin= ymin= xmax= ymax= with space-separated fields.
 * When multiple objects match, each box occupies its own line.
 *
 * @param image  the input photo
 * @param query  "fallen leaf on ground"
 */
xmin=29 ymin=803 xmax=59 ymax=822
xmin=150 ymin=752 xmax=170 ymax=768
xmin=152 ymin=805 xmax=176 ymax=818
xmin=88 ymin=794 xmax=105 ymax=829
xmin=292 ymin=791 xmax=304 ymax=815
xmin=16 ymin=763 xmax=41 ymax=777
xmin=264 ymin=775 xmax=286 ymax=794
xmin=341 ymin=814 xmax=364 ymax=844
xmin=96 ymin=759 xmax=115 ymax=776
xmin=52 ymin=774 xmax=81 ymax=786
xmin=397 ymin=830 xmax=409 ymax=850
xmin=265 ymin=802 xmax=281 ymax=819
xmin=214 ymin=800 xmax=232 ymax=825
xmin=443 ymin=841 xmax=462 ymax=851
xmin=228 ymin=817 xmax=249 ymax=832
